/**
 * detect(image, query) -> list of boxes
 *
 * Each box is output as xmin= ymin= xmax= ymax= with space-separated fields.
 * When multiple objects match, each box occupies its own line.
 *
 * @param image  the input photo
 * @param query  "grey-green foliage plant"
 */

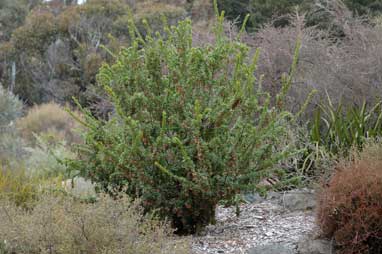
xmin=0 ymin=86 xmax=22 ymax=127
xmin=68 ymin=3 xmax=300 ymax=234
xmin=310 ymin=92 xmax=382 ymax=156
xmin=0 ymin=86 xmax=24 ymax=162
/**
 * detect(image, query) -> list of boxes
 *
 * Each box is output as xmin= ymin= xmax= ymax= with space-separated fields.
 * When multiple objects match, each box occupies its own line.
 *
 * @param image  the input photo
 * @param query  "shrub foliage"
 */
xmin=69 ymin=10 xmax=297 ymax=234
xmin=317 ymin=143 xmax=382 ymax=254
xmin=0 ymin=193 xmax=191 ymax=254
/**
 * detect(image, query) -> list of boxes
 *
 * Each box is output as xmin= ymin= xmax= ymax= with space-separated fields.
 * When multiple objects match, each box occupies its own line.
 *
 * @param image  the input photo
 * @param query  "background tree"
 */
xmin=217 ymin=0 xmax=382 ymax=31
xmin=0 ymin=0 xmax=187 ymax=111
xmin=344 ymin=0 xmax=382 ymax=16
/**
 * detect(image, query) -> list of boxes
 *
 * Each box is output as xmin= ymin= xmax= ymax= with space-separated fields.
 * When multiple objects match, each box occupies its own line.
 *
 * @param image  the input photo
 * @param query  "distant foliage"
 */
xmin=317 ymin=142 xmax=382 ymax=254
xmin=0 ymin=86 xmax=22 ymax=127
xmin=16 ymin=103 xmax=82 ymax=146
xmin=0 ymin=193 xmax=191 ymax=254
xmin=0 ymin=0 xmax=188 ymax=107
xmin=218 ymin=0 xmax=382 ymax=31
xmin=24 ymin=135 xmax=75 ymax=178
xmin=344 ymin=0 xmax=382 ymax=15
xmin=218 ymin=0 xmax=310 ymax=30
xmin=0 ymin=0 xmax=29 ymax=42
xmin=249 ymin=0 xmax=309 ymax=28
xmin=0 ymin=166 xmax=39 ymax=207
xmin=68 ymin=8 xmax=298 ymax=234
xmin=253 ymin=12 xmax=382 ymax=116
xmin=12 ymin=10 xmax=58 ymax=55
xmin=216 ymin=0 xmax=248 ymax=25
xmin=0 ymin=87 xmax=24 ymax=162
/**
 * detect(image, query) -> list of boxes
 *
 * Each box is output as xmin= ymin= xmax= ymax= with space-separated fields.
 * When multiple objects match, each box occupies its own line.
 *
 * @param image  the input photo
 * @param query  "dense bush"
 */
xmin=0 ymin=193 xmax=191 ymax=254
xmin=68 ymin=11 xmax=297 ymax=234
xmin=16 ymin=103 xmax=82 ymax=146
xmin=11 ymin=10 xmax=58 ymax=56
xmin=344 ymin=0 xmax=382 ymax=16
xmin=0 ymin=0 xmax=29 ymax=42
xmin=317 ymin=142 xmax=382 ymax=254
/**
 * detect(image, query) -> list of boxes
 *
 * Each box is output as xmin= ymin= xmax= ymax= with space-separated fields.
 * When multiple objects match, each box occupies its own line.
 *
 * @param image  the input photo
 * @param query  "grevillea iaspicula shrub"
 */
xmin=317 ymin=145 xmax=382 ymax=254
xmin=67 ymin=3 xmax=300 ymax=234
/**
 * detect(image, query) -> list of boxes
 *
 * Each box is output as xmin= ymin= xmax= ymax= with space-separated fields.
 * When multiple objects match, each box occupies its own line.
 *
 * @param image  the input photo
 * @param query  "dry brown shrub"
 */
xmin=253 ymin=10 xmax=382 ymax=117
xmin=0 ymin=193 xmax=191 ymax=254
xmin=16 ymin=103 xmax=82 ymax=146
xmin=317 ymin=143 xmax=382 ymax=254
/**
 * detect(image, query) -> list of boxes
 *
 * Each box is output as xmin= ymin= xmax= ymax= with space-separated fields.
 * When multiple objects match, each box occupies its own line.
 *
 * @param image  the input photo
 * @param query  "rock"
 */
xmin=297 ymin=236 xmax=334 ymax=254
xmin=62 ymin=177 xmax=96 ymax=198
xmin=243 ymin=191 xmax=282 ymax=204
xmin=281 ymin=189 xmax=316 ymax=211
xmin=266 ymin=191 xmax=282 ymax=201
xmin=247 ymin=243 xmax=296 ymax=254
xmin=243 ymin=192 xmax=265 ymax=203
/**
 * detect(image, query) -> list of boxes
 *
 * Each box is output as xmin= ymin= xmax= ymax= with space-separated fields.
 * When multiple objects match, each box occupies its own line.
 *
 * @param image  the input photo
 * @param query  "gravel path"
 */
xmin=192 ymin=196 xmax=316 ymax=254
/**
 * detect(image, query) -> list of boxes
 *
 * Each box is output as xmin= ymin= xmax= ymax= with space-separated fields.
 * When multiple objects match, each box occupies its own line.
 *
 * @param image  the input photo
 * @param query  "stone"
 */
xmin=247 ymin=243 xmax=296 ymax=254
xmin=281 ymin=189 xmax=316 ymax=211
xmin=243 ymin=192 xmax=265 ymax=203
xmin=242 ymin=191 xmax=282 ymax=204
xmin=62 ymin=177 xmax=96 ymax=198
xmin=266 ymin=191 xmax=282 ymax=201
xmin=297 ymin=237 xmax=334 ymax=254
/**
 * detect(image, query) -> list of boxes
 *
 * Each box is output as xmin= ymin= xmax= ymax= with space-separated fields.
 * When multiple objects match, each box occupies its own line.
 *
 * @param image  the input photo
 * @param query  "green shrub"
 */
xmin=0 ymin=192 xmax=191 ymax=254
xmin=68 ymin=8 xmax=298 ymax=234
xmin=317 ymin=142 xmax=382 ymax=254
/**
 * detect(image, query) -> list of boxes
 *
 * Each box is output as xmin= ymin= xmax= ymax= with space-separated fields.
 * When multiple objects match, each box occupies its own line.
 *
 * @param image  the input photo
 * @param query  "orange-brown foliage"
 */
xmin=317 ymin=156 xmax=382 ymax=254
